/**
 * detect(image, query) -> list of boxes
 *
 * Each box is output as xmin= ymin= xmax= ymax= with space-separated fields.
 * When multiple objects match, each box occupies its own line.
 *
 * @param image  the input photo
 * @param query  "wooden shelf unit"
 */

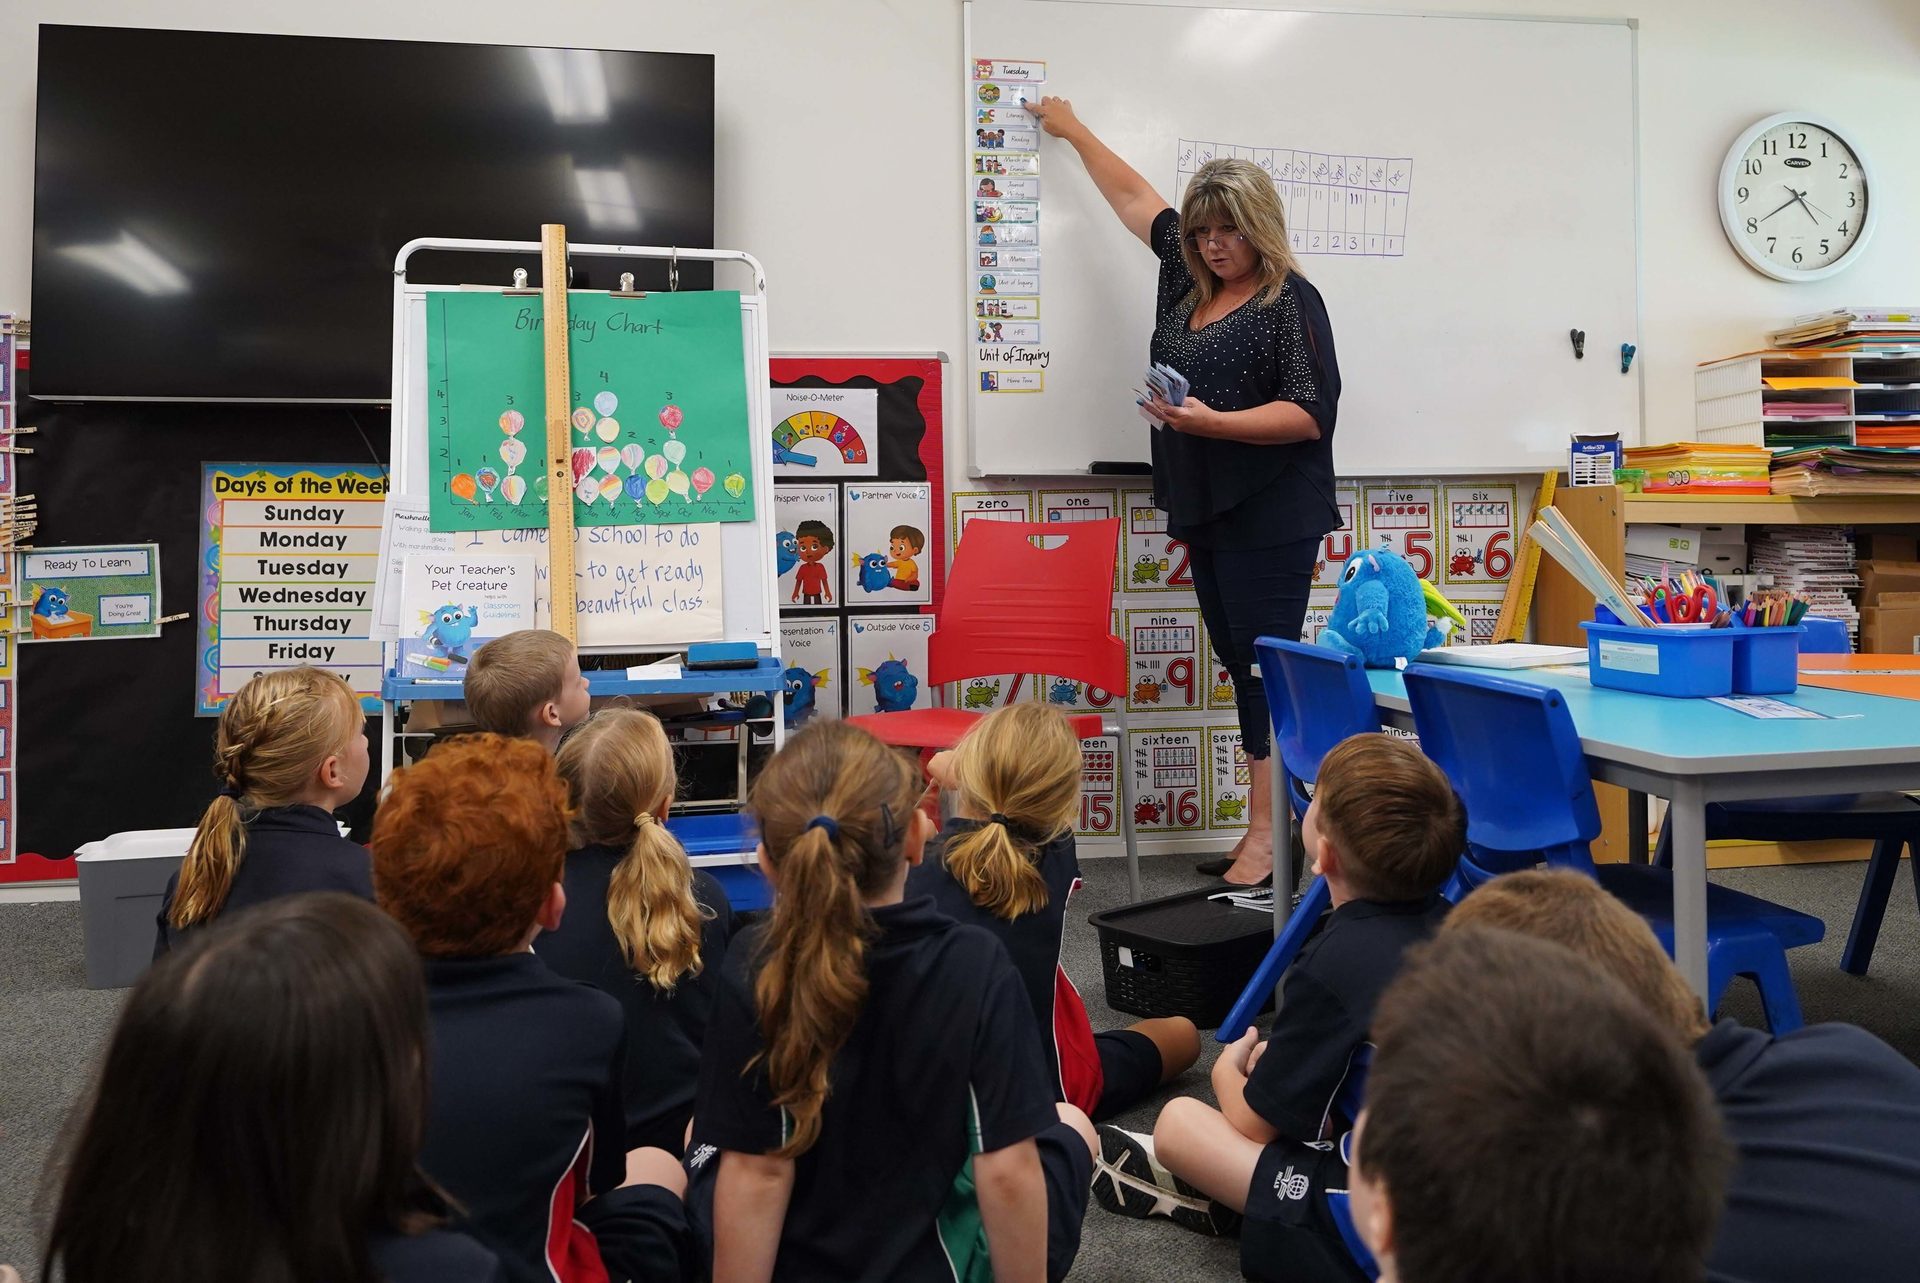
xmin=1538 ymin=482 xmax=1920 ymax=866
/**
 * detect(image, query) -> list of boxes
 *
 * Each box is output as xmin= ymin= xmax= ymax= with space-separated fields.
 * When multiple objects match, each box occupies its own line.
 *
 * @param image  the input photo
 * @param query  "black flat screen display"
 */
xmin=31 ymin=25 xmax=715 ymax=401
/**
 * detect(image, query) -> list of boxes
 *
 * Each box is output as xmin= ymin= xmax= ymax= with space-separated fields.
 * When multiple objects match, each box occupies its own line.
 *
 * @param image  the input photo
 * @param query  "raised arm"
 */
xmin=1029 ymin=96 xmax=1167 ymax=247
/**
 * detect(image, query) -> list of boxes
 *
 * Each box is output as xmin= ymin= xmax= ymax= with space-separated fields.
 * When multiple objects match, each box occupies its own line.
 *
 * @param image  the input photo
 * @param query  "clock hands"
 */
xmin=1757 ymin=188 xmax=1800 ymax=224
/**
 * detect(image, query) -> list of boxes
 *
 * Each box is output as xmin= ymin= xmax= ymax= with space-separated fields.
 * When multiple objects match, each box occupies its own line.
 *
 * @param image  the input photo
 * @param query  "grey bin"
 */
xmin=73 ymin=828 xmax=193 ymax=989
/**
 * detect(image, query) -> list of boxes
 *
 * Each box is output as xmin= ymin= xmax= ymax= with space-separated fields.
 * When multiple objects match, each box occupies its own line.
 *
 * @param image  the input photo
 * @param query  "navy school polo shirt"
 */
xmin=693 ymin=896 xmax=1060 ymax=1282
xmin=368 ymin=1228 xmax=504 ymax=1283
xmin=908 ymin=820 xmax=1079 ymax=1094
xmin=1697 ymin=1018 xmax=1920 ymax=1283
xmin=537 ymin=846 xmax=737 ymax=1153
xmin=153 ymin=804 xmax=371 ymax=957
xmin=420 ymin=952 xmax=687 ymax=1283
xmin=1243 ymin=896 xmax=1449 ymax=1141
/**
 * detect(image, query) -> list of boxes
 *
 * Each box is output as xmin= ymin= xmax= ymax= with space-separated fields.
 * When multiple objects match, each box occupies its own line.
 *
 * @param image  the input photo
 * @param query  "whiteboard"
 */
xmin=965 ymin=1 xmax=1640 ymax=478
xmin=393 ymin=260 xmax=778 ymax=654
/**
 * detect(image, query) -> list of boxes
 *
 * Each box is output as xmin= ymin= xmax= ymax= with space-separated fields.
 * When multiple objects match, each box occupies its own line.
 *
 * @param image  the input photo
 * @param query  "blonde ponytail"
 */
xmin=171 ymin=668 xmax=363 ymax=929
xmin=941 ymin=703 xmax=1081 ymax=919
xmin=747 ymin=721 xmax=921 ymax=1157
xmin=555 ymin=710 xmax=707 ymax=990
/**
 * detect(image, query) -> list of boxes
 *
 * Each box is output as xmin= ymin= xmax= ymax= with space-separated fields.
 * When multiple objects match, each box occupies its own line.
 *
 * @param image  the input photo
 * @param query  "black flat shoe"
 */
xmin=1194 ymin=856 xmax=1234 ymax=878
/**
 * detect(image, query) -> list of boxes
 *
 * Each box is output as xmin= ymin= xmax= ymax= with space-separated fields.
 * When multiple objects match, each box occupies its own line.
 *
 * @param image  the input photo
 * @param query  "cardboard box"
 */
xmin=1626 ymin=524 xmax=1704 ymax=562
xmin=1861 ymin=604 xmax=1920 ymax=654
xmin=1858 ymin=560 xmax=1920 ymax=607
xmin=1857 ymin=531 xmax=1920 ymax=562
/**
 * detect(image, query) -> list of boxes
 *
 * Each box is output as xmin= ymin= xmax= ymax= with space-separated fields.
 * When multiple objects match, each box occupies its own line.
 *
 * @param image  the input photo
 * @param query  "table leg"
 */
xmin=1667 ymin=778 xmax=1710 ymax=1006
xmin=1627 ymin=791 xmax=1649 ymax=865
xmin=1272 ymin=755 xmax=1293 ymax=942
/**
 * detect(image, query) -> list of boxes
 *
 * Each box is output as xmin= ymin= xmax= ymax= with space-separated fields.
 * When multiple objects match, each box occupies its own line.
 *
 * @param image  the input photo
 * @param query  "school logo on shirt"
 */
xmin=686 ymin=1143 xmax=717 ymax=1172
xmin=1273 ymin=1165 xmax=1310 ymax=1202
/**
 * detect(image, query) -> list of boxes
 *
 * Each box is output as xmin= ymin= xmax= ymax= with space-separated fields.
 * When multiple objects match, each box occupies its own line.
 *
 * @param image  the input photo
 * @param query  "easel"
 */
xmin=380 ymin=230 xmax=784 ymax=902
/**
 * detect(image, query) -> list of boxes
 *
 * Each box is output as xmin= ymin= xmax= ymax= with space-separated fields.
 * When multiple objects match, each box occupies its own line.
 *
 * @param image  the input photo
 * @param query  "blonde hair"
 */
xmin=1443 ymin=869 xmax=1710 ymax=1042
xmin=943 ymin=704 xmax=1080 ymax=919
xmin=746 ymin=721 xmax=922 ymax=1158
xmin=463 ymin=629 xmax=575 ymax=736
xmin=170 ymin=668 xmax=363 ymax=929
xmin=555 ymin=709 xmax=707 ymax=990
xmin=1178 ymin=158 xmax=1302 ymax=310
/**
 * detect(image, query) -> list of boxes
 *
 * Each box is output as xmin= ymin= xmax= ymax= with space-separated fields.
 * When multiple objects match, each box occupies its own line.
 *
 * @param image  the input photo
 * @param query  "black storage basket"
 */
xmin=1088 ymin=885 xmax=1277 ymax=1027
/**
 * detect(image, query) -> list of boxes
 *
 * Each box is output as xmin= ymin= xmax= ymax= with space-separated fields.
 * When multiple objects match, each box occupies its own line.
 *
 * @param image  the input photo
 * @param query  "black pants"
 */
xmin=1188 ymin=537 xmax=1317 ymax=760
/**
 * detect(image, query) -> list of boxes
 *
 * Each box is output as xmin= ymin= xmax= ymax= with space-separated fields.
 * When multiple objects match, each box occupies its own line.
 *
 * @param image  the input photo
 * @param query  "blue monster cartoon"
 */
xmin=859 ymin=656 xmax=920 ymax=713
xmin=775 ymin=530 xmax=800 ymax=578
xmin=1047 ymin=677 xmax=1080 ymax=705
xmin=419 ymin=603 xmax=480 ymax=664
xmin=781 ymin=665 xmax=831 ymax=728
xmin=1318 ymin=548 xmax=1443 ymax=669
xmin=854 ymin=551 xmax=894 ymax=594
xmin=32 ymin=585 xmax=70 ymax=621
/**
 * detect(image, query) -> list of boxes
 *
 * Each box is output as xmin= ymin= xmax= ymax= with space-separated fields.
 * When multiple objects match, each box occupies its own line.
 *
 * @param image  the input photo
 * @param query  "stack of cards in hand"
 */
xmin=1136 ymin=362 xmax=1189 ymax=424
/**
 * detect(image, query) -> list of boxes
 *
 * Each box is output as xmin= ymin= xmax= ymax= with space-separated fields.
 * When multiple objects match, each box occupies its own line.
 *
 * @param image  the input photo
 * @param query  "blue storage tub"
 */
xmin=1580 ymin=619 xmax=1735 ymax=697
xmin=1728 ymin=623 xmax=1804 ymax=695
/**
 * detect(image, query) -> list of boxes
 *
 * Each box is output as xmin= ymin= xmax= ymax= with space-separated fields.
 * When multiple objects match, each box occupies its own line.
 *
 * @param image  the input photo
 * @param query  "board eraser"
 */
xmin=1090 ymin=460 xmax=1153 ymax=475
xmin=686 ymin=641 xmax=761 ymax=669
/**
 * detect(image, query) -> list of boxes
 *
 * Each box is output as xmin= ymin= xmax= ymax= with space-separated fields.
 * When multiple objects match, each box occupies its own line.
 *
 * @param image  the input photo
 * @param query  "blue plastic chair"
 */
xmin=1324 ymin=1046 xmax=1380 ymax=1279
xmin=1213 ymin=639 xmax=1382 ymax=1042
xmin=1402 ymin=662 xmax=1824 ymax=1033
xmin=1652 ymin=616 xmax=1920 ymax=976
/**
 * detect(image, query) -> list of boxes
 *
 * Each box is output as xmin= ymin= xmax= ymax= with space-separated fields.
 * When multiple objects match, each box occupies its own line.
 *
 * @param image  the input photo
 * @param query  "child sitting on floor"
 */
xmin=156 ymin=666 xmax=370 ymax=956
xmin=691 ymin=720 xmax=1096 ymax=1282
xmin=1098 ymin=732 xmax=1463 ymax=1283
xmin=372 ymin=734 xmax=687 ymax=1283
xmin=543 ymin=708 xmax=735 ymax=1155
xmin=461 ymin=628 xmax=592 ymax=751
xmin=913 ymin=702 xmax=1200 ymax=1119
xmin=1351 ymin=926 xmax=1728 ymax=1283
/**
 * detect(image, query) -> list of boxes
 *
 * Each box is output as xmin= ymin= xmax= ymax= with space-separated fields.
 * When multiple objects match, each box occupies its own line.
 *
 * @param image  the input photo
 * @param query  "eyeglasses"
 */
xmin=1186 ymin=228 xmax=1245 ymax=249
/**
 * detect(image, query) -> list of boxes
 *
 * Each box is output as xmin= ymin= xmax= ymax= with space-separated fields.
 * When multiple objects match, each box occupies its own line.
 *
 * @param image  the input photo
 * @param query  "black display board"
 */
xmin=20 ymin=396 xmax=388 ymax=858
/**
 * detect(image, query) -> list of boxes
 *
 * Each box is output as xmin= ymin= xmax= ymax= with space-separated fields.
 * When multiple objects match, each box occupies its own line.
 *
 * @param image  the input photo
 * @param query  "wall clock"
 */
xmin=1718 ymin=112 xmax=1875 ymax=282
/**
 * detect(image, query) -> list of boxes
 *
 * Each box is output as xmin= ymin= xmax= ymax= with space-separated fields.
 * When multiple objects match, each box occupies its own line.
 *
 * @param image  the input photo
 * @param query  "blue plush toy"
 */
xmin=1319 ymin=548 xmax=1448 ymax=669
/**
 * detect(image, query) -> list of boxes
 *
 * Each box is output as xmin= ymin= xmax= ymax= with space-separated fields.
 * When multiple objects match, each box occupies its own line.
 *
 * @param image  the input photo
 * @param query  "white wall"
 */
xmin=3 ymin=0 xmax=1919 ymax=470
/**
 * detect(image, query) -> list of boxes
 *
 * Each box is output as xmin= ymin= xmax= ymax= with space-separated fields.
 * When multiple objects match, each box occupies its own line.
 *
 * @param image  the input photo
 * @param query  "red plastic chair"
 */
xmin=845 ymin=518 xmax=1142 ymax=895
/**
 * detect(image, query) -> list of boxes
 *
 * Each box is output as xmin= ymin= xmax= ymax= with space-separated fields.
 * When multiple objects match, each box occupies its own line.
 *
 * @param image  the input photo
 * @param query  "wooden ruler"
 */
xmin=1491 ymin=468 xmax=1558 ymax=642
xmin=540 ymin=224 xmax=578 ymax=641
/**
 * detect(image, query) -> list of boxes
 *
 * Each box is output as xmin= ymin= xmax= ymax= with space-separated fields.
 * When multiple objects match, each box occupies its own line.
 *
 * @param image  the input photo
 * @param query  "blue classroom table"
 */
xmin=1269 ymin=665 xmax=1920 ymax=1002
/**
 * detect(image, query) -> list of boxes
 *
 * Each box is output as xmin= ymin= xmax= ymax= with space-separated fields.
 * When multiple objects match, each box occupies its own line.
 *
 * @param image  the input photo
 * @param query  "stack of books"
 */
xmin=1770 ymin=308 xmax=1920 ymax=349
xmin=1748 ymin=526 xmax=1861 ymax=641
xmin=1771 ymin=446 xmax=1920 ymax=496
xmin=1620 ymin=442 xmax=1771 ymax=494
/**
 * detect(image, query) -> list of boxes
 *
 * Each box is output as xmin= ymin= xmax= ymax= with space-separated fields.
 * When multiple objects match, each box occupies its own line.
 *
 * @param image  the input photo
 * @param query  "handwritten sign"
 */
xmin=460 ymin=523 xmax=725 ymax=648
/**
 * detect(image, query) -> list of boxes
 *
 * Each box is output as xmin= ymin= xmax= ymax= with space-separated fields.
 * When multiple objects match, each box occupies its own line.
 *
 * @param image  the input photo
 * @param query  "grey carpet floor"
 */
xmin=4 ymin=855 xmax=1918 ymax=1280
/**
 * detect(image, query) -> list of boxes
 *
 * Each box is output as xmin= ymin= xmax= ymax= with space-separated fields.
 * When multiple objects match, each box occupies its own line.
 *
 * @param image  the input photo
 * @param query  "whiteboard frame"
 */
xmin=961 ymin=0 xmax=1646 ymax=479
xmin=389 ymin=238 xmax=780 ymax=657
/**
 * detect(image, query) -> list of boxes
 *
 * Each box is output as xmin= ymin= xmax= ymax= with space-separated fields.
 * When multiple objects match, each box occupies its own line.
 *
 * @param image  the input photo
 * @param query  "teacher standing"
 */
xmin=1032 ymin=98 xmax=1341 ymax=888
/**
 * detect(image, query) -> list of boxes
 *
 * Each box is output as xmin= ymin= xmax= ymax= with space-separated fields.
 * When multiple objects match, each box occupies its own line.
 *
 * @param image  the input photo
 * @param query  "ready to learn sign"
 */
xmin=20 ymin=544 xmax=162 ymax=643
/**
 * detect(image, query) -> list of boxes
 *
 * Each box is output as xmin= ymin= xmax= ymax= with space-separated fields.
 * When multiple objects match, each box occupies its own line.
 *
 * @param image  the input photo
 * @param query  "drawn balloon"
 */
xmin=645 ymin=477 xmax=671 ymax=505
xmin=659 ymin=404 xmax=683 ymax=432
xmin=723 ymin=472 xmax=746 ymax=499
xmin=667 ymin=470 xmax=690 ymax=499
xmin=596 ymin=445 xmax=620 ymax=476
xmin=621 ymin=443 xmax=646 ymax=473
xmin=599 ymin=474 xmax=622 ymax=503
xmin=645 ymin=454 xmax=670 ymax=481
xmin=501 ymin=474 xmax=527 ymax=505
xmin=572 ymin=407 xmax=596 ymax=434
xmin=594 ymin=391 xmax=619 ymax=417
xmin=450 ymin=473 xmax=478 ymax=502
xmin=571 ymin=448 xmax=596 ymax=483
xmin=595 ymin=417 xmax=620 ymax=444
xmin=475 ymin=467 xmax=500 ymax=499
xmin=575 ymin=475 xmax=599 ymax=505
xmin=624 ymin=475 xmax=649 ymax=502
xmin=498 ymin=409 xmax=525 ymax=436
xmin=663 ymin=439 xmax=687 ymax=467
xmin=691 ymin=466 xmax=715 ymax=499
xmin=499 ymin=438 xmax=526 ymax=469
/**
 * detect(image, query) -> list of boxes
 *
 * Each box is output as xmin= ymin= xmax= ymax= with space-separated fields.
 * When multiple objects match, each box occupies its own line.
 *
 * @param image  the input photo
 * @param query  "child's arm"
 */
xmin=974 ymin=1139 xmax=1048 ymax=1283
xmin=1212 ymin=1027 xmax=1281 ymax=1144
xmin=712 ymin=1150 xmax=794 ymax=1283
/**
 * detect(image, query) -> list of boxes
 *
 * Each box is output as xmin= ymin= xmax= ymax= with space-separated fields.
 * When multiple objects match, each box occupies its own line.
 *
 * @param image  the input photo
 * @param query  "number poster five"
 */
xmin=1363 ymin=485 xmax=1437 ymax=580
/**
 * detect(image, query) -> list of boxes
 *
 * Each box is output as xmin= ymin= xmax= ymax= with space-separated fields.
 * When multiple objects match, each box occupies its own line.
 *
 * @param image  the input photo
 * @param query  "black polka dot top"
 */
xmin=1147 ymin=208 xmax=1341 ymax=550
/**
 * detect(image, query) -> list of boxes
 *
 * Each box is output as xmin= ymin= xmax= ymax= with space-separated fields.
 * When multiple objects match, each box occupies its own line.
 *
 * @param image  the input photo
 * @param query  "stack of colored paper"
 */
xmin=1621 ymin=443 xmax=1772 ymax=494
xmin=1771 ymin=446 xmax=1920 ymax=496
xmin=1770 ymin=308 xmax=1920 ymax=348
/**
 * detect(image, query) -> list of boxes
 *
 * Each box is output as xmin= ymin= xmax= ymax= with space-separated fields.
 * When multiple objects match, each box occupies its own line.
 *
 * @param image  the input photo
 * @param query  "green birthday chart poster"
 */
xmin=427 ymin=291 xmax=755 ymax=533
